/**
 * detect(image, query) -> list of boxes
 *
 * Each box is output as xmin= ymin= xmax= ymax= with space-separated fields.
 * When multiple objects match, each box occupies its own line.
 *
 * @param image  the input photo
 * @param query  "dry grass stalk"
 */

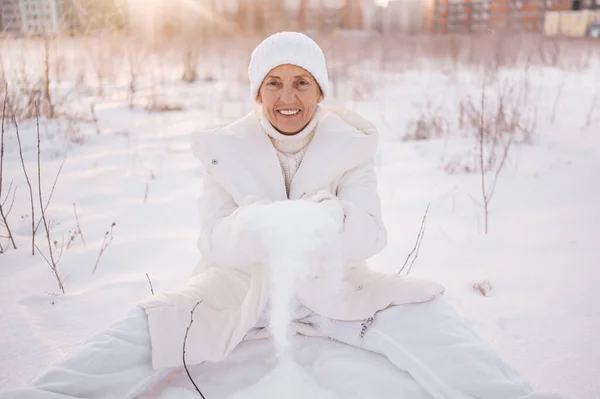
xmin=66 ymin=203 xmax=86 ymax=250
xmin=33 ymin=157 xmax=67 ymax=236
xmin=93 ymin=222 xmax=116 ymax=273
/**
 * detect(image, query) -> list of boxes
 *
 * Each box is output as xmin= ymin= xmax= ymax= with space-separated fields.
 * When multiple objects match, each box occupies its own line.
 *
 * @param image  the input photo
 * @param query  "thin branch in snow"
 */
xmin=33 ymin=157 xmax=66 ymax=236
xmin=398 ymin=203 xmax=430 ymax=276
xmin=183 ymin=301 xmax=206 ymax=399
xmin=146 ymin=273 xmax=154 ymax=295
xmin=66 ymin=203 xmax=86 ymax=249
xmin=0 ymin=90 xmax=17 ymax=250
xmin=13 ymin=115 xmax=36 ymax=255
xmin=92 ymin=222 xmax=116 ymax=273
xmin=36 ymin=105 xmax=64 ymax=293
xmin=90 ymin=103 xmax=101 ymax=135
xmin=34 ymin=243 xmax=64 ymax=293
xmin=1 ymin=180 xmax=16 ymax=214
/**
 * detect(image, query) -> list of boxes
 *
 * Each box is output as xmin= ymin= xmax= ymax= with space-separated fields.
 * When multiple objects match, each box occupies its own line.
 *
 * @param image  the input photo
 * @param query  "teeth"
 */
xmin=278 ymin=109 xmax=299 ymax=116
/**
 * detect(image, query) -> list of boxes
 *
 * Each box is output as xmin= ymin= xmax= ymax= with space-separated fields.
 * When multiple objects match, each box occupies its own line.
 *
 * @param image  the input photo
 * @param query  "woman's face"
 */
xmin=257 ymin=64 xmax=323 ymax=135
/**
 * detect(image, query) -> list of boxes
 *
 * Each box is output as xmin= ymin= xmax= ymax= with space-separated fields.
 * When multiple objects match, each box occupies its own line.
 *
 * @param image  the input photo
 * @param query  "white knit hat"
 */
xmin=248 ymin=32 xmax=329 ymax=102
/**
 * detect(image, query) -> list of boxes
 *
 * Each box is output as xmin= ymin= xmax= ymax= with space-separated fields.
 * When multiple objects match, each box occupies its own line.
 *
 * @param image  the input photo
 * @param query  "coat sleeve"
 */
xmin=337 ymin=159 xmax=387 ymax=263
xmin=197 ymin=172 xmax=259 ymax=269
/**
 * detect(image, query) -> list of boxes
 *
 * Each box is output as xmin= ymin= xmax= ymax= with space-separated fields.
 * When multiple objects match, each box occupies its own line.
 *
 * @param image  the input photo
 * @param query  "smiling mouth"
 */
xmin=277 ymin=109 xmax=301 ymax=116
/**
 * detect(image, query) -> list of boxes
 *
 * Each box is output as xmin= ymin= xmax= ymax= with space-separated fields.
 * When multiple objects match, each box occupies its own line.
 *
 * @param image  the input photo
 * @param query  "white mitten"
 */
xmin=305 ymin=190 xmax=345 ymax=232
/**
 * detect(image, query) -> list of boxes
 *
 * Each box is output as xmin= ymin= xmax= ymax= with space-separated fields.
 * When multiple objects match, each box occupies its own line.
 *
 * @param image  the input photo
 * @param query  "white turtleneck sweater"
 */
xmin=253 ymin=107 xmax=322 ymax=329
xmin=259 ymin=107 xmax=322 ymax=197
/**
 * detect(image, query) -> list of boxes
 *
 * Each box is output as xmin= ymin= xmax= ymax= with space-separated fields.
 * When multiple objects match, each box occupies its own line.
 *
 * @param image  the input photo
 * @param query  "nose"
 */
xmin=281 ymin=86 xmax=295 ymax=104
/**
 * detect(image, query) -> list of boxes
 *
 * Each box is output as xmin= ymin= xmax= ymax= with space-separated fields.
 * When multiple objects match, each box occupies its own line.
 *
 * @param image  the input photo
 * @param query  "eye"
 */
xmin=267 ymin=81 xmax=279 ymax=86
xmin=297 ymin=80 xmax=308 ymax=86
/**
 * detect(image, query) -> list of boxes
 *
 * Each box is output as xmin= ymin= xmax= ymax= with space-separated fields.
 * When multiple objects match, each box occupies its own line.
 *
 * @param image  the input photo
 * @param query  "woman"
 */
xmin=3 ymin=32 xmax=565 ymax=399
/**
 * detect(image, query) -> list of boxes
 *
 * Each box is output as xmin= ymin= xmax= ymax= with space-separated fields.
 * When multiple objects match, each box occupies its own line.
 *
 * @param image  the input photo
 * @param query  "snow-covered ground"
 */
xmin=0 ymin=36 xmax=599 ymax=399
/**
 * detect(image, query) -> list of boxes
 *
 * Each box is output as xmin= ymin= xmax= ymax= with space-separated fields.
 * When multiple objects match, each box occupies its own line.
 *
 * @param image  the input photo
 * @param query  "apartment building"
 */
xmin=0 ymin=0 xmax=22 ymax=33
xmin=0 ymin=0 xmax=59 ymax=35
xmin=0 ymin=0 xmax=124 ymax=35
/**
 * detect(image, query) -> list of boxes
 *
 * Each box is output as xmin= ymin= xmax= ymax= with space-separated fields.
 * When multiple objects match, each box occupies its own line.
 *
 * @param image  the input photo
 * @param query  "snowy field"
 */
xmin=0 ymin=34 xmax=599 ymax=398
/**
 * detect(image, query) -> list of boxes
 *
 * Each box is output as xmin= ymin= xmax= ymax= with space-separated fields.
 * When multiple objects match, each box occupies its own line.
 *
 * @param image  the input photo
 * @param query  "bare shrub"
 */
xmin=181 ymin=40 xmax=199 ymax=84
xmin=60 ymin=113 xmax=85 ymax=144
xmin=538 ymin=38 xmax=562 ymax=68
xmin=87 ymin=35 xmax=117 ymax=97
xmin=125 ymin=39 xmax=147 ymax=107
xmin=404 ymin=100 xmax=450 ymax=141
xmin=0 ymin=92 xmax=17 ymax=251
xmin=472 ymin=74 xmax=515 ymax=234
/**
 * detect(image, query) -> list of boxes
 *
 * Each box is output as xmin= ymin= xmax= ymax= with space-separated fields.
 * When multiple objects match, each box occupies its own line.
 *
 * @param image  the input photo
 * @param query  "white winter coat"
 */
xmin=138 ymin=108 xmax=444 ymax=370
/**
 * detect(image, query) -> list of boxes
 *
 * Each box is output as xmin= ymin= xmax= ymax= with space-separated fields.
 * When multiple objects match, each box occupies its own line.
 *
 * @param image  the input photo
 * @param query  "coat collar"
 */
xmin=191 ymin=108 xmax=378 ymax=203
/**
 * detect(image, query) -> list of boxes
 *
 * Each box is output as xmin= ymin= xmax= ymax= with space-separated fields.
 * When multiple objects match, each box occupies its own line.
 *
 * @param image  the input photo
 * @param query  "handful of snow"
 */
xmin=228 ymin=199 xmax=343 ymax=399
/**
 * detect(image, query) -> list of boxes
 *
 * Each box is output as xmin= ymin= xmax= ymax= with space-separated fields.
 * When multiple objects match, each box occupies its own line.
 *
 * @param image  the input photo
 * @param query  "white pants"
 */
xmin=0 ymin=298 xmax=566 ymax=399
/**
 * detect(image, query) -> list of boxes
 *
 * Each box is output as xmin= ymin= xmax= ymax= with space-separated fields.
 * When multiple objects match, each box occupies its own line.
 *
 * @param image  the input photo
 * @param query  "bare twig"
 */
xmin=66 ymin=203 xmax=86 ymax=249
xmin=479 ymin=76 xmax=488 ymax=234
xmin=43 ymin=37 xmax=55 ymax=119
xmin=1 ymin=182 xmax=16 ymax=218
xmin=0 ymin=90 xmax=16 ymax=250
xmin=36 ymin=104 xmax=64 ymax=293
xmin=550 ymin=71 xmax=567 ymax=125
xmin=93 ymin=222 xmax=116 ymax=273
xmin=33 ymin=157 xmax=66 ymax=235
xmin=34 ymin=243 xmax=64 ymax=291
xmin=90 ymin=103 xmax=101 ymax=135
xmin=183 ymin=301 xmax=206 ymax=399
xmin=398 ymin=203 xmax=430 ymax=276
xmin=486 ymin=134 xmax=514 ymax=204
xmin=145 ymin=273 xmax=154 ymax=295
xmin=477 ymin=73 xmax=513 ymax=234
xmin=13 ymin=116 xmax=35 ymax=255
